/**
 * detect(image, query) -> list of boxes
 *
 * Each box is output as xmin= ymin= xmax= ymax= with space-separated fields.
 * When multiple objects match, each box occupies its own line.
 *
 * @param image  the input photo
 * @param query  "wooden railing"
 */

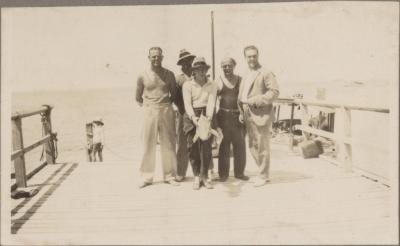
xmin=11 ymin=105 xmax=57 ymax=190
xmin=274 ymin=98 xmax=390 ymax=174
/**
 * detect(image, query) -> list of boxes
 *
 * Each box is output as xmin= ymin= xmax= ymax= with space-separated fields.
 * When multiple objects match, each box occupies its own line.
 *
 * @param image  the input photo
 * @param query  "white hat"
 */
xmin=93 ymin=117 xmax=104 ymax=125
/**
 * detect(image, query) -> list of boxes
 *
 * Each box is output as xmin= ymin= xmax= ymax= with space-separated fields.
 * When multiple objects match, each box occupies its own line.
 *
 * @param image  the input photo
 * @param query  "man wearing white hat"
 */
xmin=136 ymin=47 xmax=179 ymax=188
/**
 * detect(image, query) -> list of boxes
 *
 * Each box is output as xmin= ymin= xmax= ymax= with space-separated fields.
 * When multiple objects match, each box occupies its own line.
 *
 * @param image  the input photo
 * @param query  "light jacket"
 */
xmin=238 ymin=66 xmax=279 ymax=126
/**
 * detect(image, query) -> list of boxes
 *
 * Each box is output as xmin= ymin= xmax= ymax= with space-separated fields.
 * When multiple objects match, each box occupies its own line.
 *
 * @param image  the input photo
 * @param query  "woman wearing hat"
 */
xmin=182 ymin=56 xmax=218 ymax=190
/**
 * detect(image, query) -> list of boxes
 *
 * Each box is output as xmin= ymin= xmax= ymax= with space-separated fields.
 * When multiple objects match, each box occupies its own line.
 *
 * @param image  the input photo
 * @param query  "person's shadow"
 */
xmin=218 ymin=170 xmax=312 ymax=198
xmin=11 ymin=162 xmax=78 ymax=234
xmin=220 ymin=178 xmax=246 ymax=198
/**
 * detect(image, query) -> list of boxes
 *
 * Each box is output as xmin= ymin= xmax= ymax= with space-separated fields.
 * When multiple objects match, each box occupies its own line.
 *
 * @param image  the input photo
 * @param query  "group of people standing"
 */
xmin=135 ymin=45 xmax=279 ymax=190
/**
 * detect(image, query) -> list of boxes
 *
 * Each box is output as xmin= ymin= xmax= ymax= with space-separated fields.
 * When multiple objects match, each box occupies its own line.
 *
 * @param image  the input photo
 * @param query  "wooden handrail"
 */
xmin=294 ymin=125 xmax=351 ymax=144
xmin=293 ymin=99 xmax=389 ymax=113
xmin=11 ymin=134 xmax=52 ymax=161
xmin=275 ymin=97 xmax=390 ymax=179
xmin=275 ymin=98 xmax=295 ymax=104
xmin=11 ymin=104 xmax=56 ymax=188
xmin=11 ymin=105 xmax=53 ymax=120
xmin=274 ymin=98 xmax=389 ymax=114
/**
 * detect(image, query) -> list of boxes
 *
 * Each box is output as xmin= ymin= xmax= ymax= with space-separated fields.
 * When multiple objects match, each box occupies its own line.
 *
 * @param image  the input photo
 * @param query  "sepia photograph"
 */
xmin=1 ymin=1 xmax=399 ymax=245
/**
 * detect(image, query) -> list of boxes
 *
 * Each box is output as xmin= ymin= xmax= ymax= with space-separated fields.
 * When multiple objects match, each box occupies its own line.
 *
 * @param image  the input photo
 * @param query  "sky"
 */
xmin=2 ymin=2 xmax=399 ymax=96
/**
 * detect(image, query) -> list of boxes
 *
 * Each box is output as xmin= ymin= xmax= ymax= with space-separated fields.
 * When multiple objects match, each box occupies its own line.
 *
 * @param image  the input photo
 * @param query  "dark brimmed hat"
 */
xmin=177 ymin=49 xmax=195 ymax=65
xmin=192 ymin=56 xmax=210 ymax=70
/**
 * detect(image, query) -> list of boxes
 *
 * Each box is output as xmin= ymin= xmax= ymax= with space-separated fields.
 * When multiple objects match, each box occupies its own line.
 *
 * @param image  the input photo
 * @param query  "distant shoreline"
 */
xmin=12 ymin=86 xmax=136 ymax=94
xmin=10 ymin=79 xmax=392 ymax=94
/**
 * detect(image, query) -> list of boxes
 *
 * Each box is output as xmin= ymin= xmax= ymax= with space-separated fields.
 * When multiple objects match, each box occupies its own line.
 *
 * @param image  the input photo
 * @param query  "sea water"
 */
xmin=11 ymin=84 xmax=392 ymax=180
xmin=12 ymin=87 xmax=143 ymax=173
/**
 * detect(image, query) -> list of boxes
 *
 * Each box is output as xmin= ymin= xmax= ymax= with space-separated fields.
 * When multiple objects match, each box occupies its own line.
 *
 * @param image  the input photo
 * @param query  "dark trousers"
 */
xmin=217 ymin=110 xmax=246 ymax=178
xmin=92 ymin=143 xmax=103 ymax=162
xmin=183 ymin=108 xmax=213 ymax=181
xmin=176 ymin=111 xmax=190 ymax=177
xmin=189 ymin=137 xmax=212 ymax=180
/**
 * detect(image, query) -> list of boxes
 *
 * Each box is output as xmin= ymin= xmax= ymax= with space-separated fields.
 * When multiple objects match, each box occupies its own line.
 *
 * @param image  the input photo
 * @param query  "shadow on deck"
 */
xmin=9 ymin=144 xmax=396 ymax=245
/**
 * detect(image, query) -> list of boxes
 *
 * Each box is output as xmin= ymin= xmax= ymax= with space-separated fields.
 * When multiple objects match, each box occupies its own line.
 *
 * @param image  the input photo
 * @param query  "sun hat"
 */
xmin=192 ymin=56 xmax=210 ymax=70
xmin=177 ymin=49 xmax=196 ymax=65
xmin=93 ymin=117 xmax=104 ymax=125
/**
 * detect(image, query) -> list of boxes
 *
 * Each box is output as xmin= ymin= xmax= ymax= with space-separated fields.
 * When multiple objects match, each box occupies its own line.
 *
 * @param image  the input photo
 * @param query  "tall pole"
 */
xmin=211 ymin=11 xmax=215 ymax=80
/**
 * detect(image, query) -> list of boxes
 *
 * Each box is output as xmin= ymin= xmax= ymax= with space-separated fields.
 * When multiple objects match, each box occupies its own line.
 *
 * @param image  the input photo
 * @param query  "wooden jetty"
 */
xmin=7 ymin=101 xmax=397 ymax=245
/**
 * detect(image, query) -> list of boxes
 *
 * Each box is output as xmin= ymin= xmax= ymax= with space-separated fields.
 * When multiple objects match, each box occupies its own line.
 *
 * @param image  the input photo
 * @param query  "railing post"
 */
xmin=276 ymin=105 xmax=280 ymax=122
xmin=299 ymin=102 xmax=310 ymax=140
xmin=42 ymin=105 xmax=55 ymax=164
xmin=339 ymin=106 xmax=352 ymax=172
xmin=86 ymin=122 xmax=93 ymax=162
xmin=288 ymin=103 xmax=295 ymax=151
xmin=12 ymin=117 xmax=27 ymax=188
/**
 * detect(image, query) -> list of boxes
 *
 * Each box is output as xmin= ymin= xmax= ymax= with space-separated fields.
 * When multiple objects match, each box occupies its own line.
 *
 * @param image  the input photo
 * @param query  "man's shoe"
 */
xmin=176 ymin=175 xmax=185 ymax=182
xmin=208 ymin=170 xmax=218 ymax=181
xmin=165 ymin=179 xmax=180 ymax=186
xmin=235 ymin=175 xmax=250 ymax=181
xmin=253 ymin=178 xmax=269 ymax=187
xmin=193 ymin=177 xmax=201 ymax=190
xmin=138 ymin=181 xmax=151 ymax=189
xmin=204 ymin=179 xmax=214 ymax=189
xmin=218 ymin=176 xmax=228 ymax=182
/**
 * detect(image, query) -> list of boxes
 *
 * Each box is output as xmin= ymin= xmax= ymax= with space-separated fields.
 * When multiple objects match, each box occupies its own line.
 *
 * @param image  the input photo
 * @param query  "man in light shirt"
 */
xmin=238 ymin=45 xmax=280 ymax=187
xmin=182 ymin=56 xmax=218 ymax=190
xmin=92 ymin=117 xmax=105 ymax=162
xmin=135 ymin=47 xmax=179 ymax=188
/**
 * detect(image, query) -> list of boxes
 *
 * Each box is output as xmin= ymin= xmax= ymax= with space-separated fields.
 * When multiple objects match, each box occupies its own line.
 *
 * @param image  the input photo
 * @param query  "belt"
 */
xmin=143 ymin=102 xmax=171 ymax=108
xmin=219 ymin=107 xmax=240 ymax=113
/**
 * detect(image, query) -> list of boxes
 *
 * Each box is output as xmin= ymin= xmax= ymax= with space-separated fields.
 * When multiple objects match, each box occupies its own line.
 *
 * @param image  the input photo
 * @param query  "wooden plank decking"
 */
xmin=9 ymin=144 xmax=397 ymax=245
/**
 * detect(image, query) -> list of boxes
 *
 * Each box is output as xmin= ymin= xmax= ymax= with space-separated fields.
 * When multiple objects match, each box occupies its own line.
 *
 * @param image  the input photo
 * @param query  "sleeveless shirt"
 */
xmin=218 ymin=75 xmax=241 ymax=110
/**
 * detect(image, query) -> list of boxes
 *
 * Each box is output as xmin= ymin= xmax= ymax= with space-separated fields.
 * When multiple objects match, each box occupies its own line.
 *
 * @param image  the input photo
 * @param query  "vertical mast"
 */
xmin=211 ymin=11 xmax=215 ymax=80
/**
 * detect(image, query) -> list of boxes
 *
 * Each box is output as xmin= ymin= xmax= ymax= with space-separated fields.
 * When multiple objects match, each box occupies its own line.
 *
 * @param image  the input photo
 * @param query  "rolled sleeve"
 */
xmin=182 ymin=82 xmax=195 ymax=119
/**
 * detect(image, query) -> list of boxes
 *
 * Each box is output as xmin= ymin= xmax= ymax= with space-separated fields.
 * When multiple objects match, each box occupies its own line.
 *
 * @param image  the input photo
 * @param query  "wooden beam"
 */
xmin=276 ymin=105 xmax=281 ymax=122
xmin=344 ymin=105 xmax=389 ymax=114
xmin=275 ymin=98 xmax=295 ymax=104
xmin=294 ymin=125 xmax=352 ymax=144
xmin=12 ymin=118 xmax=27 ymax=188
xmin=42 ymin=106 xmax=55 ymax=164
xmin=11 ymin=162 xmax=48 ymax=191
xmin=299 ymin=103 xmax=310 ymax=140
xmin=11 ymin=134 xmax=52 ymax=161
xmin=26 ymin=162 xmax=48 ymax=180
xmin=11 ymin=106 xmax=51 ymax=120
xmin=86 ymin=123 xmax=94 ymax=162
xmin=293 ymin=99 xmax=389 ymax=113
xmin=340 ymin=106 xmax=353 ymax=172
xmin=288 ymin=103 xmax=296 ymax=151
